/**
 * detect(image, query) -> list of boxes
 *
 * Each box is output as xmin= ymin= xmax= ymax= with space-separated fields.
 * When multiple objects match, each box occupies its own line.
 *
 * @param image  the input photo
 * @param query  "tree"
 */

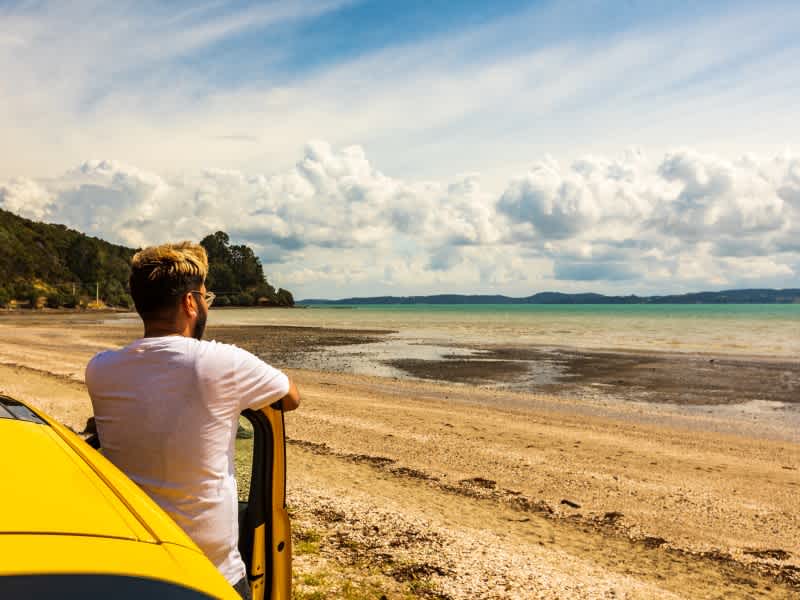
xmin=207 ymin=263 xmax=238 ymax=293
xmin=199 ymin=231 xmax=289 ymax=307
xmin=103 ymin=279 xmax=132 ymax=308
xmin=253 ymin=282 xmax=276 ymax=303
xmin=276 ymin=288 xmax=294 ymax=307
xmin=229 ymin=244 xmax=265 ymax=289
xmin=46 ymin=292 xmax=63 ymax=309
xmin=0 ymin=208 xmax=135 ymax=306
xmin=200 ymin=232 xmax=232 ymax=264
xmin=0 ymin=209 xmax=294 ymax=310
xmin=236 ymin=292 xmax=255 ymax=306
xmin=66 ymin=237 xmax=102 ymax=285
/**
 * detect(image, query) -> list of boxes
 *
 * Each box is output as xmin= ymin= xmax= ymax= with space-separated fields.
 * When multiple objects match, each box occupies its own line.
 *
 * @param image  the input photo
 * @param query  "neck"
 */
xmin=143 ymin=320 xmax=191 ymax=338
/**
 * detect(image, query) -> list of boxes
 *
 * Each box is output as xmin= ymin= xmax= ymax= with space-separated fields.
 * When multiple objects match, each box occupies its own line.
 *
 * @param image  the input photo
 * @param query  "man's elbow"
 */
xmin=281 ymin=380 xmax=300 ymax=411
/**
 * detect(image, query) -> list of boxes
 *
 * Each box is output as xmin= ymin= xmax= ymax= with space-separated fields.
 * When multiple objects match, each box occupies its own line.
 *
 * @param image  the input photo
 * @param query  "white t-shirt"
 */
xmin=86 ymin=336 xmax=290 ymax=584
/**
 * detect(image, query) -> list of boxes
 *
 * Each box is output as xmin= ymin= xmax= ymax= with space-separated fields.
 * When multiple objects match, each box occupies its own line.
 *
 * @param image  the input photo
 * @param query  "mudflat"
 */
xmin=386 ymin=345 xmax=800 ymax=407
xmin=1 ymin=312 xmax=798 ymax=599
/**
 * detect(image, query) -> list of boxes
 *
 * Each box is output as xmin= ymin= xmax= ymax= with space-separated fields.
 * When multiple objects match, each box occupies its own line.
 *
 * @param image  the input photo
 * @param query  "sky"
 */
xmin=1 ymin=0 xmax=799 ymax=299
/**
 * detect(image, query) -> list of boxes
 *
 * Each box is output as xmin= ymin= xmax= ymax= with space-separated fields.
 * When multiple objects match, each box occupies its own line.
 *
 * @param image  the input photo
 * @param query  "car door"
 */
xmin=237 ymin=402 xmax=292 ymax=600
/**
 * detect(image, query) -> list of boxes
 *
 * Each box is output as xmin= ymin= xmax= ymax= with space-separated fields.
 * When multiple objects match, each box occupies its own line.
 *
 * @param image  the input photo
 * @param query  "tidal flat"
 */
xmin=1 ymin=311 xmax=798 ymax=598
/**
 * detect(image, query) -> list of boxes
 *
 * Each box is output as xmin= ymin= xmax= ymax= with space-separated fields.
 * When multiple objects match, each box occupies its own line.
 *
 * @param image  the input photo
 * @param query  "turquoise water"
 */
xmin=207 ymin=303 xmax=800 ymax=358
xmin=302 ymin=303 xmax=800 ymax=318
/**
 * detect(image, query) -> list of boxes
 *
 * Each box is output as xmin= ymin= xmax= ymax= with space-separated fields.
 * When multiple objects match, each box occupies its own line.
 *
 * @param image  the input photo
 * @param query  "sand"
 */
xmin=1 ymin=312 xmax=798 ymax=599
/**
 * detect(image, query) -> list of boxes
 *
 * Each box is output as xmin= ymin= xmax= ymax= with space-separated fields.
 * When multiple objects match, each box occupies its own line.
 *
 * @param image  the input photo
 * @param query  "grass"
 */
xmin=293 ymin=588 xmax=327 ymax=600
xmin=234 ymin=417 xmax=254 ymax=501
xmin=290 ymin=530 xmax=443 ymax=600
xmin=301 ymin=573 xmax=326 ymax=587
xmin=292 ymin=569 xmax=402 ymax=600
xmin=294 ymin=528 xmax=322 ymax=555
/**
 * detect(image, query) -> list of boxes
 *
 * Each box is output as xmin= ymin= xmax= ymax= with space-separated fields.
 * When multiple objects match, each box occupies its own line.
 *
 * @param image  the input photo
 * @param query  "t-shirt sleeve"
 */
xmin=85 ymin=351 xmax=109 ymax=403
xmin=233 ymin=346 xmax=291 ymax=412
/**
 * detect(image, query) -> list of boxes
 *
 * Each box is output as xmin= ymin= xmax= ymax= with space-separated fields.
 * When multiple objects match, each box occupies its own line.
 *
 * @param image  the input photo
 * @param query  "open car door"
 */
xmin=237 ymin=402 xmax=292 ymax=600
xmin=84 ymin=402 xmax=292 ymax=599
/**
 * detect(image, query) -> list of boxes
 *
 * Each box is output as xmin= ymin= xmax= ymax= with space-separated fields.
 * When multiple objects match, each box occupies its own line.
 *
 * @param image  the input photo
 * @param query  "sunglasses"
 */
xmin=189 ymin=290 xmax=216 ymax=307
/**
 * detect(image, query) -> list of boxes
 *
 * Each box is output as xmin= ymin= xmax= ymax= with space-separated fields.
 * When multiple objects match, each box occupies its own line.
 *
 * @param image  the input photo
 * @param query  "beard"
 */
xmin=192 ymin=306 xmax=207 ymax=340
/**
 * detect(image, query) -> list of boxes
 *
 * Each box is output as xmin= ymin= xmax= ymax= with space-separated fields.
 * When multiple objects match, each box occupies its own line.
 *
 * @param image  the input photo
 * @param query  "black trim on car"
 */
xmin=0 ymin=396 xmax=46 ymax=424
xmin=238 ymin=409 xmax=275 ymax=590
xmin=0 ymin=574 xmax=216 ymax=599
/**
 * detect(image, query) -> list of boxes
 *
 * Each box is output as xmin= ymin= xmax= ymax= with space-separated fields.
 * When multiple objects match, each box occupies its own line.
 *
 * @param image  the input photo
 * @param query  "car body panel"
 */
xmin=264 ymin=408 xmax=292 ymax=600
xmin=0 ymin=419 xmax=141 ymax=539
xmin=0 ymin=395 xmax=239 ymax=599
xmin=23 ymin=397 xmax=201 ymax=549
xmin=0 ymin=535 xmax=237 ymax=598
xmin=238 ymin=407 xmax=291 ymax=600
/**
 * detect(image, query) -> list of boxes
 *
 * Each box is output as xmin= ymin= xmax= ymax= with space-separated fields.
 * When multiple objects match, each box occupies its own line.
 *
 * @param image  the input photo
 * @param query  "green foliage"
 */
xmin=253 ymin=282 xmax=276 ymax=300
xmin=0 ymin=208 xmax=135 ymax=308
xmin=60 ymin=293 xmax=80 ymax=309
xmin=294 ymin=528 xmax=322 ymax=555
xmin=236 ymin=292 xmax=255 ymax=306
xmin=102 ymin=279 xmax=133 ymax=308
xmin=276 ymin=288 xmax=294 ymax=307
xmin=0 ymin=286 xmax=11 ymax=308
xmin=208 ymin=262 xmax=237 ymax=293
xmin=200 ymin=231 xmax=232 ymax=263
xmin=16 ymin=283 xmax=41 ymax=307
xmin=45 ymin=293 xmax=61 ymax=309
xmin=201 ymin=231 xmax=293 ymax=307
xmin=229 ymin=244 xmax=264 ymax=288
xmin=0 ymin=210 xmax=293 ymax=310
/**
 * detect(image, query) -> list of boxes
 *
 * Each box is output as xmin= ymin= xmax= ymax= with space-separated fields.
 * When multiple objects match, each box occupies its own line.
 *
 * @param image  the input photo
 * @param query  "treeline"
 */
xmin=200 ymin=231 xmax=294 ymax=307
xmin=0 ymin=208 xmax=135 ymax=308
xmin=0 ymin=209 xmax=293 ymax=309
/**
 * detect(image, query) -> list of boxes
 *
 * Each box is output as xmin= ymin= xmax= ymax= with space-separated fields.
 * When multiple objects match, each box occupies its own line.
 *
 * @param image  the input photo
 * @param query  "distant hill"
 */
xmin=0 ymin=208 xmax=135 ymax=308
xmin=299 ymin=289 xmax=800 ymax=305
xmin=0 ymin=209 xmax=293 ymax=308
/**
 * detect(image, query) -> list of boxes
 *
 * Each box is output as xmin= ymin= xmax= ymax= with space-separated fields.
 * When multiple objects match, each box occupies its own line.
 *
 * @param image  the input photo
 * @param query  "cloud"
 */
xmin=655 ymin=151 xmax=787 ymax=239
xmin=498 ymin=159 xmax=608 ymax=240
xmin=553 ymin=261 xmax=637 ymax=282
xmin=1 ymin=144 xmax=798 ymax=297
xmin=498 ymin=151 xmax=666 ymax=245
xmin=0 ymin=178 xmax=52 ymax=220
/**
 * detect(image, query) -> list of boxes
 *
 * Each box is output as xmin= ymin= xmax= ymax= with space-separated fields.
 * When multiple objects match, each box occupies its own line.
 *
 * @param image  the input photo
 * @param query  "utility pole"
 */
xmin=96 ymin=282 xmax=99 ymax=307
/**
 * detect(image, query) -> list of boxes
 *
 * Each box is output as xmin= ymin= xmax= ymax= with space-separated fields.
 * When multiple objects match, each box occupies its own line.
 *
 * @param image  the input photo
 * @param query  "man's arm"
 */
xmin=227 ymin=344 xmax=300 ymax=413
xmin=278 ymin=379 xmax=300 ymax=412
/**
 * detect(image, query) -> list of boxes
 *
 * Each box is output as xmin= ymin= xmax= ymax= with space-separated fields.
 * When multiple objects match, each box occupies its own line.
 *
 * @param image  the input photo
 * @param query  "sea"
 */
xmin=204 ymin=303 xmax=800 ymax=358
xmin=161 ymin=303 xmax=800 ymax=439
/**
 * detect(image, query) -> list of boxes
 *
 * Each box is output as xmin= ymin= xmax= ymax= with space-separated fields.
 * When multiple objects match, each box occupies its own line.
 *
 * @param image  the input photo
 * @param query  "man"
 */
xmin=86 ymin=242 xmax=299 ymax=599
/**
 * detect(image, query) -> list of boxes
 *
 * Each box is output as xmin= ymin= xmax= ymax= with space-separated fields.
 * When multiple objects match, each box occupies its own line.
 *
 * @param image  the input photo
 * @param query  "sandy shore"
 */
xmin=1 ymin=313 xmax=798 ymax=599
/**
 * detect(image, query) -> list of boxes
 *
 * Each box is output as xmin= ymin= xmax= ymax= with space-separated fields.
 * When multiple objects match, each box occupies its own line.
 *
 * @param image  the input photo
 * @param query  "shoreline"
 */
xmin=1 ymin=313 xmax=797 ymax=439
xmin=3 ymin=308 xmax=798 ymax=361
xmin=1 ymin=314 xmax=798 ymax=597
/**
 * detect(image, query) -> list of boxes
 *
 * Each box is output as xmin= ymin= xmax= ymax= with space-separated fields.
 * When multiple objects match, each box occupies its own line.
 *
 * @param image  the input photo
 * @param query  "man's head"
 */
xmin=129 ymin=242 xmax=210 ymax=339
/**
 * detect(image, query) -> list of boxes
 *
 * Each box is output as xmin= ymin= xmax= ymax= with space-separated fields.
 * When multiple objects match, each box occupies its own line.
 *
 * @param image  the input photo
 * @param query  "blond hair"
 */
xmin=132 ymin=242 xmax=208 ymax=281
xmin=129 ymin=242 xmax=208 ymax=318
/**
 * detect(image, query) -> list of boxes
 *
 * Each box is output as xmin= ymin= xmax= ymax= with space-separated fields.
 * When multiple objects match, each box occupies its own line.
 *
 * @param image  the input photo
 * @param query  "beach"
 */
xmin=0 ymin=310 xmax=798 ymax=599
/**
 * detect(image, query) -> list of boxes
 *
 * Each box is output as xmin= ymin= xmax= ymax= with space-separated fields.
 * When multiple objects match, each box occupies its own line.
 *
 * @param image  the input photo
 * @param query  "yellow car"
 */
xmin=0 ymin=395 xmax=291 ymax=599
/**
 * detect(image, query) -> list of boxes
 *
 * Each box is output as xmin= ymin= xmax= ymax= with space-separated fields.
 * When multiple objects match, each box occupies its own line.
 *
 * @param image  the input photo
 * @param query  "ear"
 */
xmin=181 ymin=292 xmax=198 ymax=319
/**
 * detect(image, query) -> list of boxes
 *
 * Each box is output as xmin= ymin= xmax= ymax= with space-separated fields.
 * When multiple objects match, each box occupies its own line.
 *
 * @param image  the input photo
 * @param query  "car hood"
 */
xmin=0 ymin=419 xmax=147 ymax=540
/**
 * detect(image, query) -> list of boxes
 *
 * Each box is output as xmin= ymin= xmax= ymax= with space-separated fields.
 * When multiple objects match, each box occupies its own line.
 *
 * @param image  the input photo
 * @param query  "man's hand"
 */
xmin=280 ymin=380 xmax=300 ymax=412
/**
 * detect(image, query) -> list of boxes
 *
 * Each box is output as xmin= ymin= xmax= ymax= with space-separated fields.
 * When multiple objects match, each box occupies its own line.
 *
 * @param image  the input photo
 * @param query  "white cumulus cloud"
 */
xmin=1 ymin=143 xmax=798 ymax=298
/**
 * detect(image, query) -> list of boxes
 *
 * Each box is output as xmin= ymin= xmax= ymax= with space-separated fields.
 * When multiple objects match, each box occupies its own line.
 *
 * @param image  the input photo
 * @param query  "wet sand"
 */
xmin=385 ymin=345 xmax=800 ymax=407
xmin=1 ymin=313 xmax=799 ymax=598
